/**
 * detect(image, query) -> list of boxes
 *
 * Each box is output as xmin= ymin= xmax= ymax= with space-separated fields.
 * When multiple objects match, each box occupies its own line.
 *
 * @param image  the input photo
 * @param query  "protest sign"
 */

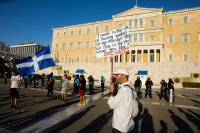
xmin=96 ymin=25 xmax=129 ymax=58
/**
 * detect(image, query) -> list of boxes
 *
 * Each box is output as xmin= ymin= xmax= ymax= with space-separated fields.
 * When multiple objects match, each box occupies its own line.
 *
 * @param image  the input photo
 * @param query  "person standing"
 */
xmin=9 ymin=70 xmax=21 ymax=109
xmin=168 ymin=78 xmax=175 ymax=100
xmin=134 ymin=76 xmax=142 ymax=99
xmin=47 ymin=73 xmax=54 ymax=97
xmin=4 ymin=72 xmax=7 ymax=84
xmin=87 ymin=75 xmax=94 ymax=95
xmin=160 ymin=78 xmax=167 ymax=99
xmin=145 ymin=77 xmax=153 ymax=98
xmin=61 ymin=74 xmax=69 ymax=100
xmin=107 ymin=69 xmax=136 ymax=133
xmin=101 ymin=76 xmax=105 ymax=95
xmin=73 ymin=75 xmax=79 ymax=96
xmin=78 ymin=75 xmax=86 ymax=105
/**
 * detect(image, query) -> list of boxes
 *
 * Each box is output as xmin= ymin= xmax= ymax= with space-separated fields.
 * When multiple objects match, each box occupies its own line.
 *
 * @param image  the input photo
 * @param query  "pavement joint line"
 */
xmin=17 ymin=89 xmax=110 ymax=133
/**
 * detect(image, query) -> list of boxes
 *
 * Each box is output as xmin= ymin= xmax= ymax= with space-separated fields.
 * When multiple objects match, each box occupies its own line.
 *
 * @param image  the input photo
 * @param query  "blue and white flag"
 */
xmin=15 ymin=46 xmax=56 ymax=77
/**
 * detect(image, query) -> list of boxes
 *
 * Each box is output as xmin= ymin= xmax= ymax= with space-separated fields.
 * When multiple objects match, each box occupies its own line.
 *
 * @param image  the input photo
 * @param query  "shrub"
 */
xmin=182 ymin=82 xmax=200 ymax=88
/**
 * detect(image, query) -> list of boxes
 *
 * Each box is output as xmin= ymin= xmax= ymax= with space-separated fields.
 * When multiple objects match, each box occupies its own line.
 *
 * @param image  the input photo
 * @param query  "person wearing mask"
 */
xmin=9 ymin=70 xmax=21 ymax=109
xmin=107 ymin=69 xmax=137 ymax=133
xmin=145 ymin=77 xmax=153 ymax=98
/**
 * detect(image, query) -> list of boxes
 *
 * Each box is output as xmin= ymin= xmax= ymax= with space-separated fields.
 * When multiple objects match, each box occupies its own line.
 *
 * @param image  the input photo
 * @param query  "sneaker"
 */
xmin=77 ymin=102 xmax=82 ymax=106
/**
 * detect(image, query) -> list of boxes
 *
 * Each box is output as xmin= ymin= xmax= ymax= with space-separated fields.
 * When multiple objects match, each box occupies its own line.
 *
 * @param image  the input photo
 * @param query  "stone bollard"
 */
xmin=169 ymin=89 xmax=173 ymax=103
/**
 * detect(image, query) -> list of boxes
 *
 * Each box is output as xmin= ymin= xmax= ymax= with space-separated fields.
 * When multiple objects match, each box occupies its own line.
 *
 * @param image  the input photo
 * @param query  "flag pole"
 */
xmin=111 ymin=56 xmax=114 ymax=83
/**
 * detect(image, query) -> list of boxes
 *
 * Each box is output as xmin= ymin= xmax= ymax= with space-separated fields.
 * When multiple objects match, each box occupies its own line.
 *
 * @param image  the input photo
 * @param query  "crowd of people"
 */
xmin=5 ymin=68 xmax=177 ymax=132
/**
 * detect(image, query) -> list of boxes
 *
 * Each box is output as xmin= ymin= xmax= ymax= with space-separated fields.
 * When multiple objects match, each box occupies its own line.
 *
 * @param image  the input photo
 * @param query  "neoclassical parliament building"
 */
xmin=51 ymin=6 xmax=200 ymax=84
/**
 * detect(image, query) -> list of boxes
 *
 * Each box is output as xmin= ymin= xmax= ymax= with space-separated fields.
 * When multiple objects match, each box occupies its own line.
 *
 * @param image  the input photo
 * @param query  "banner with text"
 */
xmin=96 ymin=25 xmax=129 ymax=58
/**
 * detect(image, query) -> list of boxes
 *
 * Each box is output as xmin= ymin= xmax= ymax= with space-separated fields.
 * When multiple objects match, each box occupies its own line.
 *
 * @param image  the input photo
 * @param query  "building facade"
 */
xmin=10 ymin=43 xmax=45 ymax=58
xmin=51 ymin=6 xmax=200 ymax=84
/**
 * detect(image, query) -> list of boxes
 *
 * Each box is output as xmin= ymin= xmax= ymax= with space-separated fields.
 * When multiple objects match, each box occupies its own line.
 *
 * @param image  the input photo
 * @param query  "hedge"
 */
xmin=182 ymin=82 xmax=200 ymax=88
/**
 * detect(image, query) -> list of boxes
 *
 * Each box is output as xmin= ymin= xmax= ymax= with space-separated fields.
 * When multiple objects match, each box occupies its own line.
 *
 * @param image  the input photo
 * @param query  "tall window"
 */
xmin=71 ymin=31 xmax=74 ymax=36
xmin=69 ymin=57 xmax=72 ymax=63
xmin=129 ymin=34 xmax=133 ymax=42
xmin=64 ymin=32 xmax=66 ymax=37
xmin=96 ymin=27 xmax=99 ymax=33
xmin=183 ymin=53 xmax=189 ymax=61
xmin=76 ymin=57 xmax=79 ymax=63
xmin=168 ymin=54 xmax=173 ymax=62
xmin=118 ymin=24 xmax=122 ymax=28
xmin=77 ymin=42 xmax=81 ymax=48
xmin=150 ymin=53 xmax=154 ymax=62
xmin=56 ymin=33 xmax=59 ymax=37
xmin=182 ymin=33 xmax=189 ymax=42
xmin=134 ymin=19 xmax=137 ymax=28
xmin=139 ymin=33 xmax=144 ymax=42
xmin=70 ymin=43 xmax=73 ymax=49
xmin=168 ymin=18 xmax=173 ymax=25
xmin=129 ymin=20 xmax=132 ymax=28
xmin=134 ymin=34 xmax=137 ymax=42
xmin=168 ymin=34 xmax=174 ymax=44
xmin=150 ymin=36 xmax=156 ymax=42
xmin=86 ymin=41 xmax=90 ymax=48
xmin=79 ymin=29 xmax=81 ymax=35
xmin=85 ymin=56 xmax=88 ymax=63
xmin=150 ymin=20 xmax=155 ymax=27
xmin=139 ymin=19 xmax=143 ymax=28
xmin=61 ymin=57 xmax=64 ymax=63
xmin=183 ymin=16 xmax=188 ymax=24
xmin=87 ymin=28 xmax=90 ymax=34
xmin=62 ymin=43 xmax=66 ymax=49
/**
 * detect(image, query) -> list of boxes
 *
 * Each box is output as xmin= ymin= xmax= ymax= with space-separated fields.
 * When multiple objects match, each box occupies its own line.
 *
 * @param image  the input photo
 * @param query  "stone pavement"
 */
xmin=0 ymin=79 xmax=200 ymax=133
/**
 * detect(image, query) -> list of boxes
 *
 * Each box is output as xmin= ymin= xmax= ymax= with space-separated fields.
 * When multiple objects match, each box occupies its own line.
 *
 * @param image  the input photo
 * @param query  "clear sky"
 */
xmin=0 ymin=0 xmax=200 ymax=46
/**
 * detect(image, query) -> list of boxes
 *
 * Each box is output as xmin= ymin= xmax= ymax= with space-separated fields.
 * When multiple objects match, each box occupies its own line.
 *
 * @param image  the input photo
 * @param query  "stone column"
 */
xmin=154 ymin=49 xmax=157 ymax=62
xmin=148 ymin=49 xmax=150 ymax=62
xmin=141 ymin=49 xmax=144 ymax=62
xmin=129 ymin=50 xmax=132 ymax=63
xmin=160 ymin=49 xmax=163 ymax=62
xmin=135 ymin=49 xmax=138 ymax=63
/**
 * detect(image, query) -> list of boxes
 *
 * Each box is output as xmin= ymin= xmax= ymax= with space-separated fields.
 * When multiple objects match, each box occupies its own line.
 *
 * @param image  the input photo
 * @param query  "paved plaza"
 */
xmin=0 ymin=79 xmax=200 ymax=133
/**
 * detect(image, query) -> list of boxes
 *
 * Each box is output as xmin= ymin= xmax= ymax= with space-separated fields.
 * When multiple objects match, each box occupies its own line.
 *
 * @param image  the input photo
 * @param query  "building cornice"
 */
xmin=163 ymin=7 xmax=200 ymax=15
xmin=53 ymin=19 xmax=113 ymax=31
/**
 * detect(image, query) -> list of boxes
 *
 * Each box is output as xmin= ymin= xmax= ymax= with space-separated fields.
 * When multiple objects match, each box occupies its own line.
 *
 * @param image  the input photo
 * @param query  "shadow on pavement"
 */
xmin=77 ymin=109 xmax=113 ymax=133
xmin=140 ymin=108 xmax=154 ymax=133
xmin=3 ymin=99 xmax=79 ymax=132
xmin=48 ymin=105 xmax=96 ymax=133
xmin=178 ymin=108 xmax=200 ymax=131
xmin=159 ymin=120 xmax=168 ymax=133
xmin=168 ymin=109 xmax=193 ymax=133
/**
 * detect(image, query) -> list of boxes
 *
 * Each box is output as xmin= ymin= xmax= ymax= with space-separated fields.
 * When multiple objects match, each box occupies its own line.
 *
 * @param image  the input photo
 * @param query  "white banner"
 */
xmin=96 ymin=25 xmax=129 ymax=58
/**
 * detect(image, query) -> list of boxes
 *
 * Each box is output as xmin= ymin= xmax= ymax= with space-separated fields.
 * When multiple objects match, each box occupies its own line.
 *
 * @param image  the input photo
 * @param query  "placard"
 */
xmin=96 ymin=25 xmax=129 ymax=58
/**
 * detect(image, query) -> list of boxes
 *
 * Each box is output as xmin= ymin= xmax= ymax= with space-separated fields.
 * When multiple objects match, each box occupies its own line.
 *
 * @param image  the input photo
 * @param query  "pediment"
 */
xmin=113 ymin=6 xmax=163 ymax=18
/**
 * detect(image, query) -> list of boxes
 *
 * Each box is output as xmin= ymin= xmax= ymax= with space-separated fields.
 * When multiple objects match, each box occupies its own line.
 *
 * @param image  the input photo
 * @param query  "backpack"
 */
xmin=124 ymin=84 xmax=139 ymax=118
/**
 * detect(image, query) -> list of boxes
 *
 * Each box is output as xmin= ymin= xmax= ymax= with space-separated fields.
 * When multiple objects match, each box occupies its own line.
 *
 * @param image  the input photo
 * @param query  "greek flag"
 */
xmin=15 ymin=46 xmax=56 ymax=77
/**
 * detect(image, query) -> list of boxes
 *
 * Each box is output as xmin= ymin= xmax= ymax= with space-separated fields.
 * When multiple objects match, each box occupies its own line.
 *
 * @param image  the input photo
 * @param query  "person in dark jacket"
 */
xmin=168 ymin=78 xmax=175 ymax=99
xmin=87 ymin=75 xmax=94 ymax=95
xmin=47 ymin=73 xmax=54 ymax=97
xmin=145 ymin=77 xmax=153 ymax=98
xmin=134 ymin=76 xmax=142 ymax=98
xmin=160 ymin=78 xmax=168 ymax=99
